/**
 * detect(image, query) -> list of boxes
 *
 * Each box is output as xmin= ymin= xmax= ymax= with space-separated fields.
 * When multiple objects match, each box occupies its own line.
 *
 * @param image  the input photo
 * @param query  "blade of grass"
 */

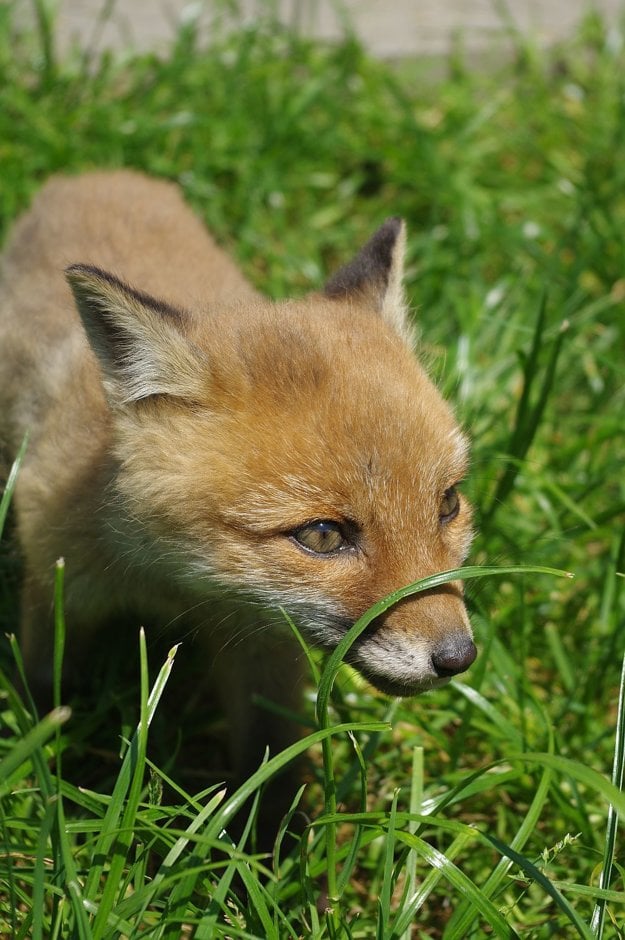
xmin=554 ymin=882 xmax=625 ymax=904
xmin=508 ymin=752 xmax=625 ymax=818
xmin=52 ymin=550 xmax=66 ymax=913
xmin=229 ymin=860 xmax=280 ymax=940
xmin=394 ymin=830 xmax=520 ymax=938
xmin=6 ymin=633 xmax=42 ymax=728
xmin=444 ymin=734 xmax=554 ymax=938
xmin=590 ymin=650 xmax=625 ymax=937
xmin=205 ymin=719 xmax=387 ymax=840
xmin=281 ymin=606 xmax=322 ymax=687
xmin=54 ymin=793 xmax=93 ymax=939
xmin=119 ymin=785 xmax=229 ymax=927
xmin=83 ymin=637 xmax=177 ymax=906
xmin=52 ymin=558 xmax=65 ymax=713
xmin=32 ymin=788 xmax=57 ymax=940
xmin=377 ymin=789 xmax=400 ymax=938
xmin=391 ymin=828 xmax=476 ymax=937
xmin=164 ymin=785 xmax=266 ymax=938
xmin=397 ymin=745 xmax=423 ymax=940
xmin=91 ymin=627 xmax=151 ymax=938
xmin=335 ymin=731 xmax=367 ymax=896
xmin=0 ymin=799 xmax=19 ymax=937
xmin=485 ymin=298 xmax=569 ymax=522
xmin=272 ymin=782 xmax=307 ymax=879
xmin=0 ymin=706 xmax=70 ymax=790
xmin=544 ymin=621 xmax=576 ymax=694
xmin=450 ymin=681 xmax=525 ymax=748
xmin=484 ymin=834 xmax=594 ymax=939
xmin=0 ymin=434 xmax=27 ymax=537
xmin=36 ymin=557 xmax=69 ymax=940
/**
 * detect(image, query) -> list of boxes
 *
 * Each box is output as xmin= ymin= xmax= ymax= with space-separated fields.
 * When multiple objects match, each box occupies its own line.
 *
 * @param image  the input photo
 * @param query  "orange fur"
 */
xmin=0 ymin=170 xmax=476 ymax=782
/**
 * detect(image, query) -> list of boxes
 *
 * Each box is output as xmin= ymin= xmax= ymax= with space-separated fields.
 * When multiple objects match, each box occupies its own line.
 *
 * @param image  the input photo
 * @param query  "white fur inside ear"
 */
xmin=380 ymin=220 xmax=415 ymax=347
xmin=113 ymin=300 xmax=205 ymax=403
xmin=66 ymin=264 xmax=206 ymax=405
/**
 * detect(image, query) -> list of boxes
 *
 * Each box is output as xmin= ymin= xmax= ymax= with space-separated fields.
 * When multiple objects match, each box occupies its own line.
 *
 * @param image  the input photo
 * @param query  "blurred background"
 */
xmin=20 ymin=0 xmax=625 ymax=59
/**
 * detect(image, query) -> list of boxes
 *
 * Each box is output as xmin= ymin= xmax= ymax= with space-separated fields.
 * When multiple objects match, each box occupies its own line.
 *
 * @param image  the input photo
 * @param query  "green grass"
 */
xmin=1 ymin=1 xmax=625 ymax=936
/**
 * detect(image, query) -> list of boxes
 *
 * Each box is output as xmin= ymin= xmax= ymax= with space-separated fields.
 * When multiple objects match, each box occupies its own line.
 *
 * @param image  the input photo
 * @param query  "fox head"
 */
xmin=66 ymin=218 xmax=476 ymax=696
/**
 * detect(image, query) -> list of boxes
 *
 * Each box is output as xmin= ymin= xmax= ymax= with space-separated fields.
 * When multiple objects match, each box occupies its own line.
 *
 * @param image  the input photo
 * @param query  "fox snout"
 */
xmin=350 ymin=626 xmax=477 ymax=698
xmin=345 ymin=586 xmax=476 ymax=697
xmin=430 ymin=631 xmax=477 ymax=678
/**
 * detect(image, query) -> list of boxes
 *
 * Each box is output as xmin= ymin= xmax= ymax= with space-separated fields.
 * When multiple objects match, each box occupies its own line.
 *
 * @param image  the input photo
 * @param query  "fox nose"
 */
xmin=431 ymin=634 xmax=477 ymax=678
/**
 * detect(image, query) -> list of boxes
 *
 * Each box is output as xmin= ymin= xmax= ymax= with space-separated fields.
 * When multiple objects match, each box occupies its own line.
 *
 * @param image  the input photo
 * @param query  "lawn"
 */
xmin=0 ymin=2 xmax=624 ymax=937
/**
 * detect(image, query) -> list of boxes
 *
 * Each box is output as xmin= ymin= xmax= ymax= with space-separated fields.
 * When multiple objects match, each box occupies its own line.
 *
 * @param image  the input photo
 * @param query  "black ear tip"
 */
xmin=324 ymin=216 xmax=406 ymax=301
xmin=383 ymin=216 xmax=404 ymax=232
xmin=65 ymin=263 xmax=115 ymax=287
xmin=65 ymin=262 xmax=89 ymax=282
xmin=375 ymin=217 xmax=405 ymax=242
xmin=363 ymin=216 xmax=405 ymax=266
xmin=369 ymin=217 xmax=405 ymax=254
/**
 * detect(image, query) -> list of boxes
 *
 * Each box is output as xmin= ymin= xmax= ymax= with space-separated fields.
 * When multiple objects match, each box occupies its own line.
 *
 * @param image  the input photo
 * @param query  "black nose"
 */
xmin=431 ymin=634 xmax=477 ymax=678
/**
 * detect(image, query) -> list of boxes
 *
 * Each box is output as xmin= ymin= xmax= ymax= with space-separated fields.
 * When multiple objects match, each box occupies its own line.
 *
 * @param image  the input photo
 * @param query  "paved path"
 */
xmin=21 ymin=0 xmax=625 ymax=60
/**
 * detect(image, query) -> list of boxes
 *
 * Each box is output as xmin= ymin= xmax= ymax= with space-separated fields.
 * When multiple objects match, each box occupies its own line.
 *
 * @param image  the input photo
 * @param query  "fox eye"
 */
xmin=291 ymin=520 xmax=347 ymax=555
xmin=440 ymin=486 xmax=460 ymax=524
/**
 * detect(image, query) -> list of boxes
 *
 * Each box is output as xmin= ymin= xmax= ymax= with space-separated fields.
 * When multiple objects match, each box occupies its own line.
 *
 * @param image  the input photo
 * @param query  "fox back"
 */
xmin=0 ymin=170 xmax=476 ymax=784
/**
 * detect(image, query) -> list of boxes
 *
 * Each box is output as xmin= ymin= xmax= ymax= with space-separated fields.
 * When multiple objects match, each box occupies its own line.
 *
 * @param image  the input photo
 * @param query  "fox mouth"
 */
xmin=344 ymin=631 xmax=475 ymax=697
xmin=342 ymin=635 xmax=450 ymax=698
xmin=352 ymin=664 xmax=451 ymax=698
xmin=296 ymin=609 xmax=475 ymax=697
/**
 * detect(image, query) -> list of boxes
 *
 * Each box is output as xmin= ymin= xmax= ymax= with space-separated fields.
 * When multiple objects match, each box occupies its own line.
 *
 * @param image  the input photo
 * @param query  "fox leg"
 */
xmin=206 ymin=622 xmax=307 ymax=843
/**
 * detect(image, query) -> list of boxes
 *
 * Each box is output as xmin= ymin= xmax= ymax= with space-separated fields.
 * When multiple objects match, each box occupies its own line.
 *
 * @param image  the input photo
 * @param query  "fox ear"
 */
xmin=66 ymin=264 xmax=205 ymax=405
xmin=324 ymin=217 xmax=413 ymax=343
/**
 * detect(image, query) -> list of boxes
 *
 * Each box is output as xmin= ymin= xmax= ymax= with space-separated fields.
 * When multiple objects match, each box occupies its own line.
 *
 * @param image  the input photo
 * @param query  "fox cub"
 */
xmin=0 ymin=171 xmax=476 ymax=781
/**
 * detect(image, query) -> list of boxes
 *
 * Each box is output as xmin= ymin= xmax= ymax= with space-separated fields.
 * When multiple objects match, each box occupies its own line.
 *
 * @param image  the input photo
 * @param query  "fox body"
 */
xmin=0 ymin=171 xmax=475 ymax=781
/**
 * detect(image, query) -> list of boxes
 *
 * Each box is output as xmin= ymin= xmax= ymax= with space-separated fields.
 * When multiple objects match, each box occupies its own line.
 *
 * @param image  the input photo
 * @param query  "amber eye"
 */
xmin=440 ymin=486 xmax=460 ymax=524
xmin=291 ymin=520 xmax=347 ymax=555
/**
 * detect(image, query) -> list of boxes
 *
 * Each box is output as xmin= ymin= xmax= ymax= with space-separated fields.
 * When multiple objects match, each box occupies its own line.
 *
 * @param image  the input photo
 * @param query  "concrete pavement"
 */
xmin=18 ymin=0 xmax=625 ymax=61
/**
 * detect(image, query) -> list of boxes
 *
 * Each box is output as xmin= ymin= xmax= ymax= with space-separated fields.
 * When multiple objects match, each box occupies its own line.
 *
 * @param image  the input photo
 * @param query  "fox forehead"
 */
xmin=192 ymin=301 xmax=470 ymax=531
xmin=192 ymin=293 xmax=455 ymax=428
xmin=218 ymin=425 xmax=469 ymax=532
